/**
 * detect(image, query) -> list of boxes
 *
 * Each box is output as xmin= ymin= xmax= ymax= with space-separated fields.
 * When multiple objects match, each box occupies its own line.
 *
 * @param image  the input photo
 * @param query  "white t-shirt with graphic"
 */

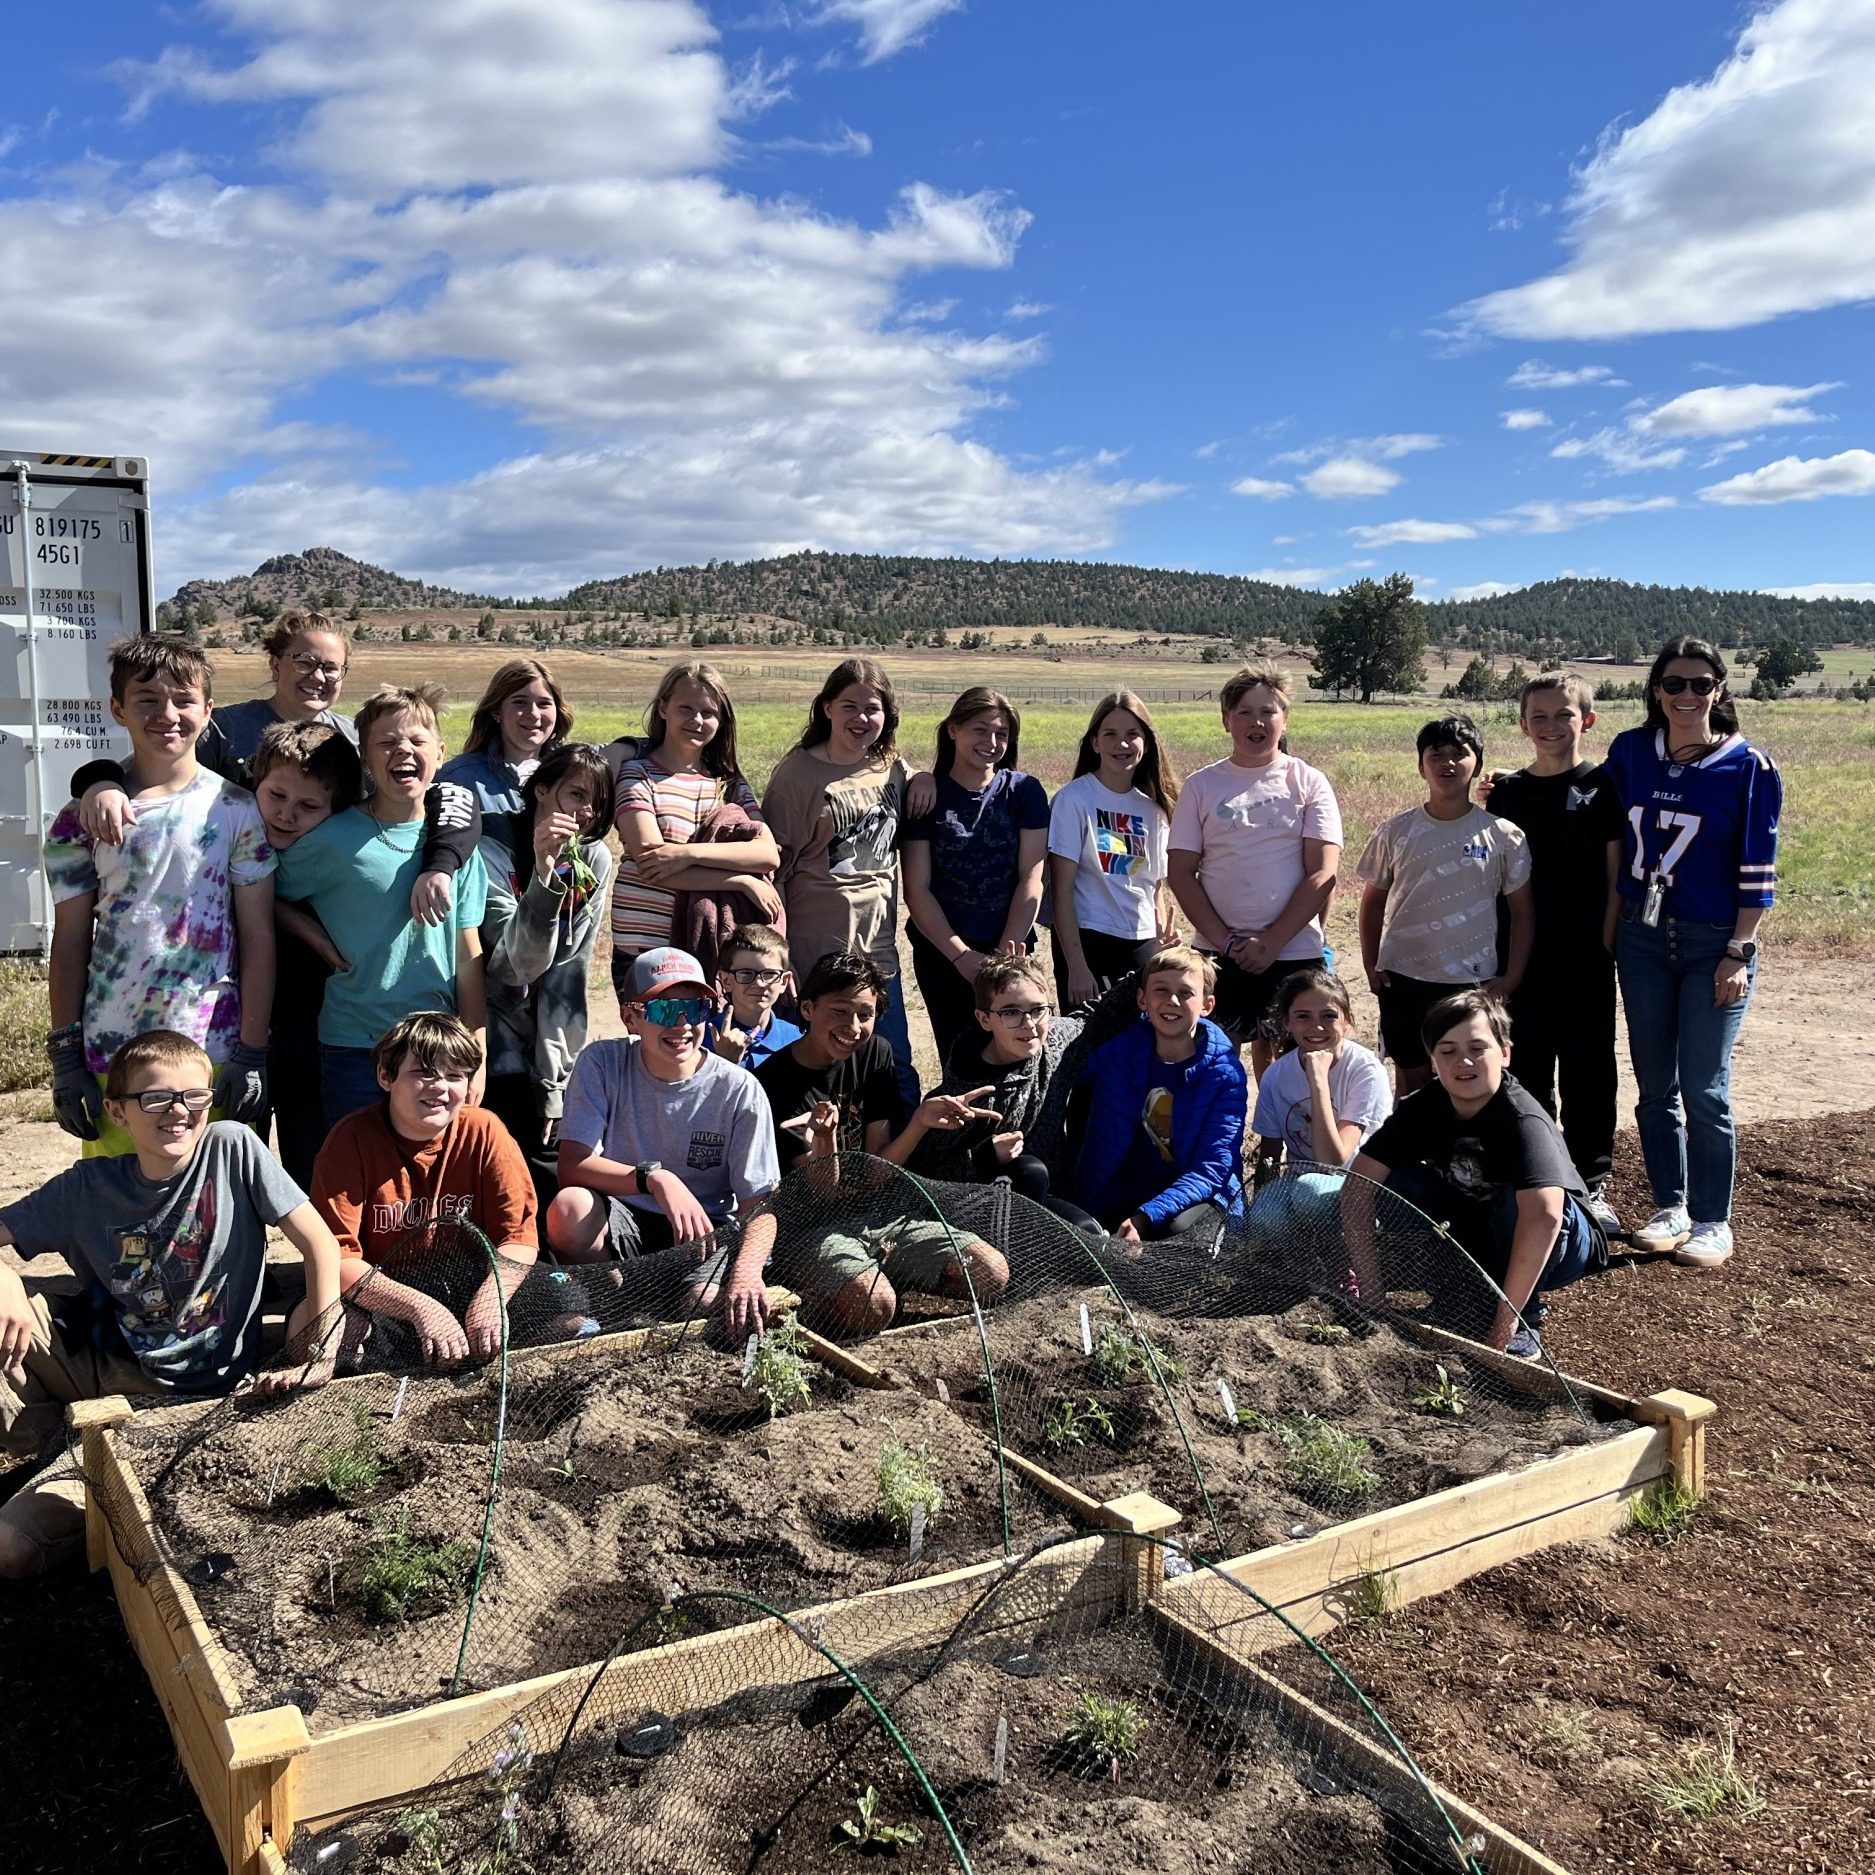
xmin=1356 ymin=805 xmax=1533 ymax=984
xmin=1252 ymin=1042 xmax=1393 ymax=1166
xmin=1047 ymin=774 xmax=1169 ymax=942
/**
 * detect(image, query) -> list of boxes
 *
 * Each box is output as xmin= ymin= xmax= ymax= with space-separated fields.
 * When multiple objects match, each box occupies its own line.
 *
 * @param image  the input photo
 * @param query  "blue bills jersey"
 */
xmin=1605 ymin=727 xmax=1781 ymax=926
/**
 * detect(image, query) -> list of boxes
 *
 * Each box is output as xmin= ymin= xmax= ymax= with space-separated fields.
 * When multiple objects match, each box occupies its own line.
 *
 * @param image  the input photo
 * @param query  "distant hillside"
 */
xmin=160 ymin=549 xmax=1875 ymax=659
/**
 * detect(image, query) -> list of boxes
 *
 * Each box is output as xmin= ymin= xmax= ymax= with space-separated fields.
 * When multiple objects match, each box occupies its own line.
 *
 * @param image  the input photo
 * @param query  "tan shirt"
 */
xmin=762 ymin=747 xmax=909 ymax=979
xmin=1356 ymin=804 xmax=1532 ymax=984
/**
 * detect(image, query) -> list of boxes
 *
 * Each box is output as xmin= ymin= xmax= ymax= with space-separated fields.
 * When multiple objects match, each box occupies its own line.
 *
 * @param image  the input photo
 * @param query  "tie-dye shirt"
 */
xmin=45 ymin=771 xmax=275 ymax=1073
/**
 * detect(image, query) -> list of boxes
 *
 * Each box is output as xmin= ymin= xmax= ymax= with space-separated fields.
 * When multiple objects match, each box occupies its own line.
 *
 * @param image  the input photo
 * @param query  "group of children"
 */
xmin=0 ymin=623 xmax=1779 ymax=1576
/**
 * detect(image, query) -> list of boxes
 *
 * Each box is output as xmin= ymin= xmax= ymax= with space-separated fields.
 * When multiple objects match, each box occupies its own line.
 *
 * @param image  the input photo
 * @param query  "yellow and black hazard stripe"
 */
xmin=30 ymin=453 xmax=115 ymax=468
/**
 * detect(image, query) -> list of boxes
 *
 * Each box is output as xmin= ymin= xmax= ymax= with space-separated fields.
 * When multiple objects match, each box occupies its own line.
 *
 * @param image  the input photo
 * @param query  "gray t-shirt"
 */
xmin=558 ymin=1041 xmax=781 ymax=1220
xmin=0 ymin=1123 xmax=306 ymax=1394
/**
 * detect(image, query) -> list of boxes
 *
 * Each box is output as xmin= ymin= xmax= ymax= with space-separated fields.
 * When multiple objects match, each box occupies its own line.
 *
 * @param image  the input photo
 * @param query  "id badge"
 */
xmin=1641 ymin=876 xmax=1665 ymax=928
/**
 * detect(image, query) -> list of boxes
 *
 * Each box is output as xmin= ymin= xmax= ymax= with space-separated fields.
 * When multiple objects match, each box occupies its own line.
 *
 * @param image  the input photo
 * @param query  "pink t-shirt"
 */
xmin=1168 ymin=754 xmax=1344 ymax=959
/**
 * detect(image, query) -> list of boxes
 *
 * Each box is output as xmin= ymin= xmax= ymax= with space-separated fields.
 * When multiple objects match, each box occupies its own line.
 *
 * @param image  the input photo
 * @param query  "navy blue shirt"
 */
xmin=904 ymin=769 xmax=1050 ymax=950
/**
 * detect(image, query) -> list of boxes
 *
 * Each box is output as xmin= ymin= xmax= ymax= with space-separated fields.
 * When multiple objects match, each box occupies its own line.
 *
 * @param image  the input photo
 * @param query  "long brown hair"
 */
xmin=1643 ymin=636 xmax=1740 ymax=738
xmin=644 ymin=659 xmax=745 ymax=784
xmin=799 ymin=657 xmax=900 ymax=764
xmin=1072 ymin=688 xmax=1180 ymax=816
xmin=463 ymin=658 xmax=572 ymax=758
xmin=934 ymin=686 xmax=1021 ymax=780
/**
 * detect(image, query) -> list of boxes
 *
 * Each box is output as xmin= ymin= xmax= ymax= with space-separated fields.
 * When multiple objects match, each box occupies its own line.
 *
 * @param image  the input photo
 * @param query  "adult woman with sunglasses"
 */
xmin=1603 ymin=636 xmax=1782 ymax=1270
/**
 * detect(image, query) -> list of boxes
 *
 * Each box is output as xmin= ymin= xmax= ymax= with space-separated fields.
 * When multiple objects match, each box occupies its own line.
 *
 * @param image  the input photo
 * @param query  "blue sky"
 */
xmin=3 ymin=0 xmax=1872 ymax=601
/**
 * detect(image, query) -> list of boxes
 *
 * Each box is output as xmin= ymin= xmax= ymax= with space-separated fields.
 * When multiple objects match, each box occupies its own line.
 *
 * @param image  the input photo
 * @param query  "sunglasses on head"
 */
xmin=133 ymin=1087 xmax=214 ymax=1114
xmin=642 ymin=994 xmax=711 ymax=1028
xmin=1659 ymin=674 xmax=1720 ymax=696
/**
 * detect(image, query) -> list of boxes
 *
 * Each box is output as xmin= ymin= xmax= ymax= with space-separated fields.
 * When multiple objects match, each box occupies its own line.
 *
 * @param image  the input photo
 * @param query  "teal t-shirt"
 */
xmin=276 ymin=808 xmax=489 ymax=1047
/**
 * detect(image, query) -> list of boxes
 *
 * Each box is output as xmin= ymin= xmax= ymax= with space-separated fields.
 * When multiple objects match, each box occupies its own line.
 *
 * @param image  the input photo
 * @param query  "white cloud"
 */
xmin=1449 ymin=580 xmax=1524 ymax=600
xmin=1699 ymin=449 xmax=1875 ymax=505
xmin=1230 ymin=476 xmax=1295 ymax=501
xmin=1271 ymin=535 xmax=1298 ymax=546
xmin=1241 ymin=566 xmax=1336 ymax=588
xmin=1638 ymin=380 xmax=1843 ymax=436
xmin=1701 ymin=440 xmax=1750 ymax=466
xmin=761 ymin=122 xmax=874 ymax=157
xmin=1504 ymin=360 xmax=1623 ymax=390
xmin=1763 ymin=581 xmax=1875 ymax=601
xmin=1005 ymin=298 xmax=1050 ymax=319
xmin=812 ymin=0 xmax=966 ymax=62
xmin=1493 ymin=495 xmax=1677 ymax=533
xmin=8 ymin=0 xmax=1163 ymax=583
xmin=1302 ymin=457 xmax=1400 ymax=499
xmin=1548 ymin=427 xmax=1686 ymax=473
xmin=1194 ymin=439 xmax=1222 ymax=460
xmin=1347 ymin=519 xmax=1480 ymax=548
xmin=1501 ymin=408 xmax=1552 ymax=430
xmin=1459 ymin=0 xmax=1875 ymax=339
xmin=1275 ymin=432 xmax=1444 ymax=465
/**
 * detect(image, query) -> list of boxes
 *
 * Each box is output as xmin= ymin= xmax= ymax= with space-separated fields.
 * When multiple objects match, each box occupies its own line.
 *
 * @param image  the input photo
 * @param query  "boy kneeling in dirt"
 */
xmin=312 ymin=1012 xmax=539 ymax=1367
xmin=756 ymin=950 xmax=1010 ymax=1336
xmin=1344 ymin=990 xmax=1605 ymax=1358
xmin=0 ymin=1030 xmax=343 ymax=1576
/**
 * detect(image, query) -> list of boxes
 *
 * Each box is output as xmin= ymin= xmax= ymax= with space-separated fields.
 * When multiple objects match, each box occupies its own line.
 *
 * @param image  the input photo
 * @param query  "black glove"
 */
xmin=214 ymin=1040 xmax=270 ymax=1128
xmin=47 ymin=1026 xmax=103 ymax=1141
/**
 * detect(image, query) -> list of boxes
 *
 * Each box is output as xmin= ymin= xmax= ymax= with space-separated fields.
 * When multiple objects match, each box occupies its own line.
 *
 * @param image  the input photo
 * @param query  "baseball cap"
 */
xmin=627 ymin=947 xmax=712 ymax=1002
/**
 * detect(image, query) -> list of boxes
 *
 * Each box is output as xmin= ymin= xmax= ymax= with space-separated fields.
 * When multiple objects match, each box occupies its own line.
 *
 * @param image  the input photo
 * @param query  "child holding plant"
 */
xmin=1047 ymin=689 xmax=1181 ymax=1009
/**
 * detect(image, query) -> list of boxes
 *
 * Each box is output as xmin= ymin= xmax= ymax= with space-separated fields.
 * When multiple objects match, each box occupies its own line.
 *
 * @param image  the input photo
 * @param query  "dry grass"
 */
xmin=0 ymin=962 xmax=48 ymax=1095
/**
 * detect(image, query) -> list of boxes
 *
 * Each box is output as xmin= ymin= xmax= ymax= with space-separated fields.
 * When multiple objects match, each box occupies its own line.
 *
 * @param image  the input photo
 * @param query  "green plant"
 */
xmin=1232 ymin=1403 xmax=1271 ymax=1432
xmin=1628 ymin=1477 xmax=1703 ymax=1543
xmin=309 ymin=1403 xmax=386 ymax=1499
xmin=749 ymin=1319 xmax=814 ymax=1419
xmin=836 ymin=1784 xmax=922 ymax=1853
xmin=1062 ymin=1689 xmax=1146 ymax=1777
xmin=1088 ymin=1320 xmax=1185 ymax=1387
xmin=1265 ymin=1412 xmax=1380 ymax=1509
xmin=876 ymin=1430 xmax=943 ymax=1536
xmin=1541 ymin=1706 xmax=1597 ymax=1758
xmin=1300 ymin=1314 xmax=1351 ymax=1345
xmin=1412 ymin=1363 xmax=1467 ymax=1418
xmin=1043 ymin=1396 xmax=1117 ymax=1450
xmin=400 ymin=1804 xmax=447 ymax=1875
xmin=1637 ymin=1729 xmax=1764 ymax=1820
xmin=351 ymin=1513 xmax=474 ymax=1622
xmin=1331 ymin=1567 xmax=1399 ymax=1625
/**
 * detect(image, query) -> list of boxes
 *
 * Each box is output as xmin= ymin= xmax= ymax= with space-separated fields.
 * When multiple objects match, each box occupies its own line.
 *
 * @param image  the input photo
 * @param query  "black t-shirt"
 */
xmin=754 ymin=1034 xmax=899 ymax=1172
xmin=1364 ymin=1072 xmax=1587 ymax=1210
xmin=1490 ymin=762 xmax=1622 ymax=964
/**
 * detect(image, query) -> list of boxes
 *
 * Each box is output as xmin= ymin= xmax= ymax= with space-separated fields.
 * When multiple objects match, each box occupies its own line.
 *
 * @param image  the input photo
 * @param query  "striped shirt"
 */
xmin=609 ymin=757 xmax=762 ymax=959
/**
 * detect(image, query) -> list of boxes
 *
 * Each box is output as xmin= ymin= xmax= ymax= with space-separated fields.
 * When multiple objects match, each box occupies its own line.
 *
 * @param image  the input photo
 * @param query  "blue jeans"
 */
xmin=874 ymin=975 xmax=923 ymax=1124
xmin=321 ymin=1044 xmax=384 ymax=1131
xmin=1615 ymin=905 xmax=1755 ymax=1224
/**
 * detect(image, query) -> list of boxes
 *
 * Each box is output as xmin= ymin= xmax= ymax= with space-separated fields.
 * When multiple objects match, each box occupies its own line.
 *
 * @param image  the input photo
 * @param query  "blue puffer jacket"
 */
xmin=1073 ymin=1017 xmax=1248 ymax=1226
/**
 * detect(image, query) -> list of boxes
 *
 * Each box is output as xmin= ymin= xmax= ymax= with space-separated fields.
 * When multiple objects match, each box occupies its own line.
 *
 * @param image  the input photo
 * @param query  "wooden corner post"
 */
xmin=1635 ymin=1388 xmax=1717 ymax=1496
xmin=1095 ymin=1492 xmax=1181 ymax=1612
xmin=67 ymin=1394 xmax=137 ymax=1573
xmin=222 ymin=1708 xmax=312 ymax=1875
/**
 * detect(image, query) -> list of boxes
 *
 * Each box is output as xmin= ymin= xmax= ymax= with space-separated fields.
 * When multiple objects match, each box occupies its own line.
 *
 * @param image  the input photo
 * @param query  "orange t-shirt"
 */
xmin=312 ymin=1104 xmax=539 ymax=1266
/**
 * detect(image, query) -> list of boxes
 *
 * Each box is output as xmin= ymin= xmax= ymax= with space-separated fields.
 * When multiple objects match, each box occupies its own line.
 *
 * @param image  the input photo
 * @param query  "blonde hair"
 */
xmin=645 ymin=660 xmax=744 ymax=784
xmin=259 ymin=609 xmax=350 ymax=661
xmin=1218 ymin=663 xmax=1292 ymax=718
xmin=1519 ymin=670 xmax=1596 ymax=714
xmin=103 ymin=1030 xmax=213 ymax=1102
xmin=1142 ymin=943 xmax=1217 ymax=994
xmin=719 ymin=923 xmax=788 ymax=968
xmin=354 ymin=681 xmax=446 ymax=746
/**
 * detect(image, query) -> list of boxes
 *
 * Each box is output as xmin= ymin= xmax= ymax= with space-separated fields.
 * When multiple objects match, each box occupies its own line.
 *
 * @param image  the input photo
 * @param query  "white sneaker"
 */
xmin=1584 ymin=1189 xmax=1624 ymax=1236
xmin=1676 ymin=1221 xmax=1734 ymax=1269
xmin=1633 ymin=1205 xmax=1691 ymax=1251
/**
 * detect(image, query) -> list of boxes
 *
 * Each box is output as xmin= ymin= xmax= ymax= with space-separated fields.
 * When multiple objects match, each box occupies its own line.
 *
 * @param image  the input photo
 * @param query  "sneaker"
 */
xmin=1633 ymin=1205 xmax=1691 ymax=1251
xmin=1675 ymin=1221 xmax=1734 ymax=1269
xmin=1505 ymin=1325 xmax=1544 ymax=1360
xmin=1584 ymin=1188 xmax=1624 ymax=1236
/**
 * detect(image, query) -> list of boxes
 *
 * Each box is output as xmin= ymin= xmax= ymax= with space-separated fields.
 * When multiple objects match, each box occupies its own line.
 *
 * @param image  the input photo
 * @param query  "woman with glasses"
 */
xmin=1605 ymin=636 xmax=1782 ymax=1270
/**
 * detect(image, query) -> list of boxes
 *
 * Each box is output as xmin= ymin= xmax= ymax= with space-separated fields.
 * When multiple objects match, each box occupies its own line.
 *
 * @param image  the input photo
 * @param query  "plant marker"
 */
xmin=935 ymin=1376 xmax=949 ymax=1404
xmin=909 ymin=1500 xmax=927 ymax=1562
xmin=1079 ymin=1303 xmax=1092 ymax=1355
xmin=390 ymin=1376 xmax=409 ymax=1424
xmin=265 ymin=1458 xmax=283 ymax=1508
xmin=1217 ymin=1378 xmax=1237 ymax=1425
xmin=326 ymin=1554 xmax=336 ymax=1609
xmin=740 ymin=1333 xmax=759 ymax=1386
xmin=992 ymin=1715 xmax=1009 ymax=1786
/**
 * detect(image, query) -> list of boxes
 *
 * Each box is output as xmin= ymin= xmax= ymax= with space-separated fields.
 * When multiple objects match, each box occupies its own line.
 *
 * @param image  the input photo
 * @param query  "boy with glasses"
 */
xmin=0 ymin=1030 xmax=344 ymax=1575
xmin=710 ymin=924 xmax=803 ymax=1073
xmin=546 ymin=948 xmax=779 ymax=1340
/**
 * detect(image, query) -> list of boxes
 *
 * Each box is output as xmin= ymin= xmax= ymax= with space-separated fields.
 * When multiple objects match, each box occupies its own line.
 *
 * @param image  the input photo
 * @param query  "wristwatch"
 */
xmin=1724 ymin=939 xmax=1758 ymax=964
xmin=633 ymin=1160 xmax=664 ymax=1192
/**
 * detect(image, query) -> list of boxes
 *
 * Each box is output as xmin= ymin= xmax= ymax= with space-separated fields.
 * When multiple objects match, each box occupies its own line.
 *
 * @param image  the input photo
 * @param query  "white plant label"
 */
xmin=390 ymin=1376 xmax=409 ymax=1424
xmin=992 ymin=1715 xmax=1009 ymax=1785
xmin=740 ymin=1333 xmax=758 ymax=1384
xmin=1079 ymin=1304 xmax=1092 ymax=1355
xmin=909 ymin=1502 xmax=927 ymax=1563
xmin=1217 ymin=1378 xmax=1238 ymax=1424
xmin=935 ymin=1377 xmax=950 ymax=1404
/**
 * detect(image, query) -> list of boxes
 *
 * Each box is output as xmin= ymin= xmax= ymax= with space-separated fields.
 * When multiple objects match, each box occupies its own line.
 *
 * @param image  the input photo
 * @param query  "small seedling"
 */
xmin=1088 ymin=1320 xmax=1185 ymax=1387
xmin=308 ymin=1403 xmax=386 ymax=1500
xmin=1265 ymin=1412 xmax=1380 ymax=1509
xmin=749 ymin=1319 xmax=814 ymax=1419
xmin=876 ymin=1430 xmax=944 ymax=1537
xmin=400 ymin=1805 xmax=447 ymax=1875
xmin=1637 ymin=1729 xmax=1764 ymax=1820
xmin=1628 ymin=1477 xmax=1702 ymax=1544
xmin=1062 ymin=1689 xmax=1146 ymax=1778
xmin=1412 ymin=1363 xmax=1467 ymax=1418
xmin=351 ymin=1513 xmax=474 ymax=1622
xmin=1043 ymin=1396 xmax=1117 ymax=1450
xmin=1540 ymin=1706 xmax=1597 ymax=1758
xmin=1331 ymin=1567 xmax=1399 ymax=1625
xmin=1232 ymin=1403 xmax=1271 ymax=1433
xmin=1299 ymin=1312 xmax=1351 ymax=1345
xmin=837 ymin=1784 xmax=922 ymax=1853
xmin=550 ymin=1449 xmax=582 ymax=1484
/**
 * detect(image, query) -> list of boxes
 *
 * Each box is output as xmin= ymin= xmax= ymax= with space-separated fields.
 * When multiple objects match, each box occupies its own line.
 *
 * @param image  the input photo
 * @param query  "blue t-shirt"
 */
xmin=903 ymin=769 xmax=1051 ymax=949
xmin=439 ymin=745 xmax=538 ymax=858
xmin=721 ymin=1009 xmax=804 ymax=1074
xmin=276 ymin=808 xmax=489 ymax=1047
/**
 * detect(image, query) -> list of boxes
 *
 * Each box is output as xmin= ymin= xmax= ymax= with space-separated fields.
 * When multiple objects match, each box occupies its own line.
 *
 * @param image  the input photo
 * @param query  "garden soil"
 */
xmin=5 ymin=1109 xmax=1874 ymax=1871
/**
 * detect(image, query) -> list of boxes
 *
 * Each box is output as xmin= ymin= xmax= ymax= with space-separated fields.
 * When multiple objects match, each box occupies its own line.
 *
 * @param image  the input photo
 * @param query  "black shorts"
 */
xmin=1375 ymin=974 xmax=1476 ymax=1071
xmin=1208 ymin=952 xmax=1327 ymax=1045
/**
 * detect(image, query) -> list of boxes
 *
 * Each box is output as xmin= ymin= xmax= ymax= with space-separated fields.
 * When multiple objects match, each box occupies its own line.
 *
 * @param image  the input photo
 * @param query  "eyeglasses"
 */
xmin=1658 ymin=674 xmax=1719 ymax=696
xmin=133 ymin=1087 xmax=214 ymax=1114
xmin=288 ymin=653 xmax=346 ymax=679
xmin=725 ymin=968 xmax=783 ymax=988
xmin=642 ymin=995 xmax=711 ymax=1027
xmin=987 ymin=1003 xmax=1049 ymax=1028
